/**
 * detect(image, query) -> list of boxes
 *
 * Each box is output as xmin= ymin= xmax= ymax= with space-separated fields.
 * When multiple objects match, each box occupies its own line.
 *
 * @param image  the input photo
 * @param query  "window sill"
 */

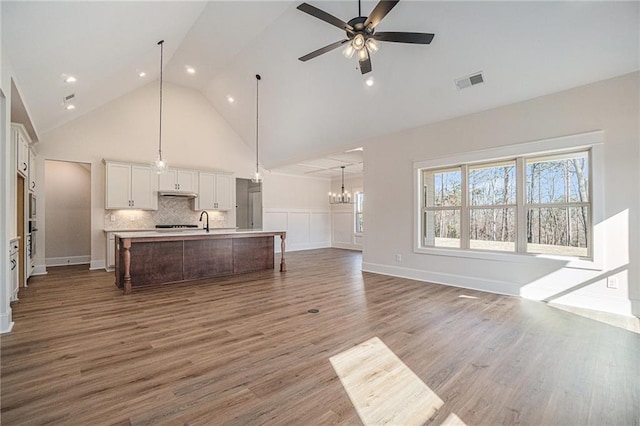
xmin=413 ymin=246 xmax=603 ymax=271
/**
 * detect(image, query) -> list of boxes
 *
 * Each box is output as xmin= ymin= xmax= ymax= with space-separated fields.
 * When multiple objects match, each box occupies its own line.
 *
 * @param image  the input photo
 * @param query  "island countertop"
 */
xmin=114 ymin=229 xmax=282 ymax=239
xmin=114 ymin=230 xmax=287 ymax=294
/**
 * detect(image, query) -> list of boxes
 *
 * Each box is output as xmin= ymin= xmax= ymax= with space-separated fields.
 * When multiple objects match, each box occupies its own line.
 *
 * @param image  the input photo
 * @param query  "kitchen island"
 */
xmin=114 ymin=230 xmax=286 ymax=294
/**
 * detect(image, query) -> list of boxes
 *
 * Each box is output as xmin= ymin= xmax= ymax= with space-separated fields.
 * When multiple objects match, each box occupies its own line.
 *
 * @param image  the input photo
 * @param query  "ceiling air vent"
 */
xmin=63 ymin=93 xmax=75 ymax=102
xmin=455 ymin=72 xmax=484 ymax=90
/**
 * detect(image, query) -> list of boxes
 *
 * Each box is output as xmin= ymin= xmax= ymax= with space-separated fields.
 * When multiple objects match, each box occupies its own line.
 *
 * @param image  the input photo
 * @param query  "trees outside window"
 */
xmin=421 ymin=149 xmax=591 ymax=257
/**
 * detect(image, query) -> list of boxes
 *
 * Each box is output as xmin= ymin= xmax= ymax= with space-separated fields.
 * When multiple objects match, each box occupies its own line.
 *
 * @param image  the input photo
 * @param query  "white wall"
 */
xmin=0 ymin=6 xmax=14 ymax=332
xmin=330 ymin=175 xmax=363 ymax=251
xmin=37 ymin=82 xmax=333 ymax=269
xmin=262 ymin=172 xmax=331 ymax=252
xmin=44 ymin=160 xmax=91 ymax=266
xmin=362 ymin=72 xmax=640 ymax=317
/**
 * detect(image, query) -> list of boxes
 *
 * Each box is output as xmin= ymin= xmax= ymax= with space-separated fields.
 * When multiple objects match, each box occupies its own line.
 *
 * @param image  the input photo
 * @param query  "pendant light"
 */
xmin=329 ymin=166 xmax=353 ymax=204
xmin=152 ymin=40 xmax=168 ymax=174
xmin=252 ymin=74 xmax=263 ymax=183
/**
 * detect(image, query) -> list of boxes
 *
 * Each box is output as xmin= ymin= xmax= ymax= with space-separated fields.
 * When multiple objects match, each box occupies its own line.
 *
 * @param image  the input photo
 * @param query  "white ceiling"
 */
xmin=3 ymin=1 xmax=639 ymax=173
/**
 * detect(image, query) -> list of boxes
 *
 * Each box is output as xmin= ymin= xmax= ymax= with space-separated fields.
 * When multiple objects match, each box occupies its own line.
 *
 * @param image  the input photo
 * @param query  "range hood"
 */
xmin=158 ymin=191 xmax=198 ymax=198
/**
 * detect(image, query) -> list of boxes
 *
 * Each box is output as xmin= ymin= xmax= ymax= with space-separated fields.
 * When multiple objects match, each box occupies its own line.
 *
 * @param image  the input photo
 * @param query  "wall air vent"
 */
xmin=455 ymin=72 xmax=484 ymax=90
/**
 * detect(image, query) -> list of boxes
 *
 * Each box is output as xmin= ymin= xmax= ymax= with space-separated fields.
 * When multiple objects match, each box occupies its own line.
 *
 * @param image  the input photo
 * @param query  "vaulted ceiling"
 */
xmin=3 ymin=1 xmax=638 ymax=172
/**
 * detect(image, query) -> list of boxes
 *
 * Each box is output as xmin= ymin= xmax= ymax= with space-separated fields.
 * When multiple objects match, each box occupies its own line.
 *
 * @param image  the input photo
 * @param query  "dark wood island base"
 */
xmin=114 ymin=231 xmax=286 ymax=294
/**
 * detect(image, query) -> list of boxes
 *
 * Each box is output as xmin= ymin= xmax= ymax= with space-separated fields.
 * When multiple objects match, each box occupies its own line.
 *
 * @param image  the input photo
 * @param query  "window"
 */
xmin=355 ymin=192 xmax=364 ymax=234
xmin=419 ymin=149 xmax=591 ymax=258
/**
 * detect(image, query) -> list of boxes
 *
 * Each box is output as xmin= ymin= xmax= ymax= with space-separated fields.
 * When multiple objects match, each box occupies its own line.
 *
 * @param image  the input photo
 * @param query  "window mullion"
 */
xmin=516 ymin=157 xmax=527 ymax=253
xmin=460 ymin=164 xmax=469 ymax=249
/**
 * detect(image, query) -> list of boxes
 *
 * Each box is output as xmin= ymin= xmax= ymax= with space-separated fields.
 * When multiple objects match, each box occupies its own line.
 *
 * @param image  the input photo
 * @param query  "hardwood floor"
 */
xmin=2 ymin=249 xmax=639 ymax=425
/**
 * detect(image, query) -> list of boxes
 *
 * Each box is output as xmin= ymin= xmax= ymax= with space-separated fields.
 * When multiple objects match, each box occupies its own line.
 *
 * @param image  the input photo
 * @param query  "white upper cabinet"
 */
xmin=28 ymin=149 xmax=36 ymax=193
xmin=13 ymin=124 xmax=30 ymax=178
xmin=105 ymin=161 xmax=158 ymax=210
xmin=196 ymin=172 xmax=233 ymax=211
xmin=158 ymin=168 xmax=198 ymax=193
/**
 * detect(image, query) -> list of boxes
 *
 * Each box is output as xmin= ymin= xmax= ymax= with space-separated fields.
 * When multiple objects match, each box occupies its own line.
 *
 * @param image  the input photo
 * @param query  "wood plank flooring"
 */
xmin=2 ymin=248 xmax=639 ymax=425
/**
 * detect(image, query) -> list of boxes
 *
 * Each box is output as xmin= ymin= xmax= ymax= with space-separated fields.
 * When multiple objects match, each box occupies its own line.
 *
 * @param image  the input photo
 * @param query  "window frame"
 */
xmin=354 ymin=191 xmax=364 ymax=235
xmin=413 ymin=131 xmax=604 ymax=271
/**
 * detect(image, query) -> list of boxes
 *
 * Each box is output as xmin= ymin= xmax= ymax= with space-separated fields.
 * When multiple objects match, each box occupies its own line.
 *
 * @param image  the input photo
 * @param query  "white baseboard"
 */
xmin=332 ymin=243 xmax=363 ymax=251
xmin=362 ymin=261 xmax=637 ymax=318
xmin=362 ymin=261 xmax=518 ymax=297
xmin=90 ymin=260 xmax=106 ymax=271
xmin=46 ymin=255 xmax=91 ymax=267
xmin=31 ymin=264 xmax=47 ymax=276
xmin=277 ymin=241 xmax=331 ymax=253
xmin=0 ymin=311 xmax=14 ymax=334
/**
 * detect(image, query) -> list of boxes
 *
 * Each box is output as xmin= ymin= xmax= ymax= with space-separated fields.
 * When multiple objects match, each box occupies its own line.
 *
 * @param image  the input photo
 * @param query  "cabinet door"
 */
xmin=215 ymin=174 xmax=233 ymax=211
xmin=131 ymin=165 xmax=157 ymax=209
xmin=177 ymin=170 xmax=198 ymax=192
xmin=197 ymin=172 xmax=216 ymax=210
xmin=105 ymin=162 xmax=132 ymax=209
xmin=158 ymin=169 xmax=178 ymax=191
xmin=16 ymin=130 xmax=29 ymax=177
xmin=29 ymin=151 xmax=36 ymax=193
xmin=107 ymin=234 xmax=116 ymax=269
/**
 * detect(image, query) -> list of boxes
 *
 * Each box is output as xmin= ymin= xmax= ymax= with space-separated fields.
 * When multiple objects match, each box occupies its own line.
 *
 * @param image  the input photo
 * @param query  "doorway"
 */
xmin=45 ymin=160 xmax=91 ymax=267
xmin=236 ymin=178 xmax=262 ymax=230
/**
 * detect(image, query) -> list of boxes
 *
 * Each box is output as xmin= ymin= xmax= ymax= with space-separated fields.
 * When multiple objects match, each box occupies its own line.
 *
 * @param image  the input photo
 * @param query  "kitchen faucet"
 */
xmin=199 ymin=211 xmax=209 ymax=233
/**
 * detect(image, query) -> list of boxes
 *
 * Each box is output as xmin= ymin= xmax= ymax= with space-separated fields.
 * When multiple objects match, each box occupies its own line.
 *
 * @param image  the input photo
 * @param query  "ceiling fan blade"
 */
xmin=297 ymin=3 xmax=354 ymax=33
xmin=359 ymin=51 xmax=372 ymax=75
xmin=373 ymin=32 xmax=435 ymax=44
xmin=298 ymin=39 xmax=349 ymax=62
xmin=364 ymin=0 xmax=400 ymax=30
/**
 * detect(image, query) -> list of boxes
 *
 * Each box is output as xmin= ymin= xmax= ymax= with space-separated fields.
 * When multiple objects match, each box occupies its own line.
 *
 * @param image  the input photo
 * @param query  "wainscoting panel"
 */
xmin=332 ymin=211 xmax=362 ymax=251
xmin=264 ymin=209 xmax=331 ymax=252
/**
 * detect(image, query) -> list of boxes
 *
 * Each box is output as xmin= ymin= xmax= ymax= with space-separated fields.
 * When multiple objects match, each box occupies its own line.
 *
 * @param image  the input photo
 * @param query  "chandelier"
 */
xmin=329 ymin=166 xmax=354 ymax=204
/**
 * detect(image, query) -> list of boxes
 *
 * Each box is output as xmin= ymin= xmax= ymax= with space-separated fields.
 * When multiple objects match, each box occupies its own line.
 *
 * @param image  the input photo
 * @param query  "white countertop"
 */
xmin=114 ymin=229 xmax=285 ymax=239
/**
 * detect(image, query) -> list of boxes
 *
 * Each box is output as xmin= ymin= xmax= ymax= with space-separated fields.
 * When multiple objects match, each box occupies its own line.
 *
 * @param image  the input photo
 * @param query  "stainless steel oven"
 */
xmin=29 ymin=193 xmax=36 ymax=219
xmin=28 ymin=220 xmax=37 ymax=258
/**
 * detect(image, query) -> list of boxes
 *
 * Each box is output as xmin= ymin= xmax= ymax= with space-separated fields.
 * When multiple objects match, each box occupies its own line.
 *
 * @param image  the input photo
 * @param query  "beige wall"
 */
xmin=362 ymin=72 xmax=640 ymax=317
xmin=44 ymin=160 xmax=91 ymax=261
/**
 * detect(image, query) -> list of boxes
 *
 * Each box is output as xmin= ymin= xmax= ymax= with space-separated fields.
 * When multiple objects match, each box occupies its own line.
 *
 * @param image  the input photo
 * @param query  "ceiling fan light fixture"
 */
xmin=353 ymin=34 xmax=365 ymax=50
xmin=357 ymin=47 xmax=368 ymax=61
xmin=342 ymin=43 xmax=356 ymax=59
xmin=365 ymin=37 xmax=379 ymax=53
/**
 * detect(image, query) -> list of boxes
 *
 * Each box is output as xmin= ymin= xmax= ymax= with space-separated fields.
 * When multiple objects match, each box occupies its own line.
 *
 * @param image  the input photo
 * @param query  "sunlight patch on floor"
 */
xmin=548 ymin=302 xmax=640 ymax=334
xmin=330 ymin=337 xmax=449 ymax=425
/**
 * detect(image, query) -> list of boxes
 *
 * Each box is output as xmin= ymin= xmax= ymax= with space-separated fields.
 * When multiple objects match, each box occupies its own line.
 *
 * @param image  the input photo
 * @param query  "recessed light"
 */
xmin=365 ymin=76 xmax=375 ymax=87
xmin=138 ymin=71 xmax=147 ymax=78
xmin=64 ymin=75 xmax=77 ymax=83
xmin=186 ymin=66 xmax=196 ymax=75
xmin=226 ymin=95 xmax=235 ymax=103
xmin=65 ymin=104 xmax=76 ymax=110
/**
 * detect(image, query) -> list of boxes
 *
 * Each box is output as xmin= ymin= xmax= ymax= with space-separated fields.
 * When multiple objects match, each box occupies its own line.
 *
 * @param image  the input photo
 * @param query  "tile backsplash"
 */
xmin=104 ymin=197 xmax=228 ymax=230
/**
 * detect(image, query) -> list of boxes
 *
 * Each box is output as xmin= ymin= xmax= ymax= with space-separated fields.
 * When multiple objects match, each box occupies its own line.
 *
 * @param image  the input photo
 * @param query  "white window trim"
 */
xmin=354 ymin=188 xmax=364 ymax=237
xmin=413 ymin=131 xmax=604 ymax=271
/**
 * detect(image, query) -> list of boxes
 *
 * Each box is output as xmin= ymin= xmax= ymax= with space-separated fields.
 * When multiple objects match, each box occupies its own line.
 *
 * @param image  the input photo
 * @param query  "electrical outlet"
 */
xmin=606 ymin=276 xmax=619 ymax=289
xmin=129 ymin=215 xmax=135 ymax=222
xmin=110 ymin=214 xmax=116 ymax=222
xmin=395 ymin=254 xmax=402 ymax=262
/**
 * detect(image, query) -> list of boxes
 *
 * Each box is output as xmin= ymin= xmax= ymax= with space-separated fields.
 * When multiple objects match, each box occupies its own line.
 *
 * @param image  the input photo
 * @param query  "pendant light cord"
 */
xmin=358 ymin=0 xmax=361 ymax=17
xmin=158 ymin=40 xmax=164 ymax=161
xmin=255 ymin=74 xmax=261 ymax=173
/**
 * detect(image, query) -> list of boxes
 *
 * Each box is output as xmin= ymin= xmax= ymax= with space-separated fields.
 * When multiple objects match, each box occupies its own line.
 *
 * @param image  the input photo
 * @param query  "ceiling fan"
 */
xmin=297 ymin=0 xmax=434 ymax=75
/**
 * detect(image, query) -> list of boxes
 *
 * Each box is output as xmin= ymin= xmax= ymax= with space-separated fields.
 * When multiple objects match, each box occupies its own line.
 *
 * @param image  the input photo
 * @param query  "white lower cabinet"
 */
xmin=107 ymin=233 xmax=116 ymax=270
xmin=196 ymin=172 xmax=233 ymax=211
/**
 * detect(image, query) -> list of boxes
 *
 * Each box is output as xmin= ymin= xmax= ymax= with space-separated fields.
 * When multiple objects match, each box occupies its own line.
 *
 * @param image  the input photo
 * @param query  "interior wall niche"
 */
xmin=45 ymin=160 xmax=91 ymax=266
